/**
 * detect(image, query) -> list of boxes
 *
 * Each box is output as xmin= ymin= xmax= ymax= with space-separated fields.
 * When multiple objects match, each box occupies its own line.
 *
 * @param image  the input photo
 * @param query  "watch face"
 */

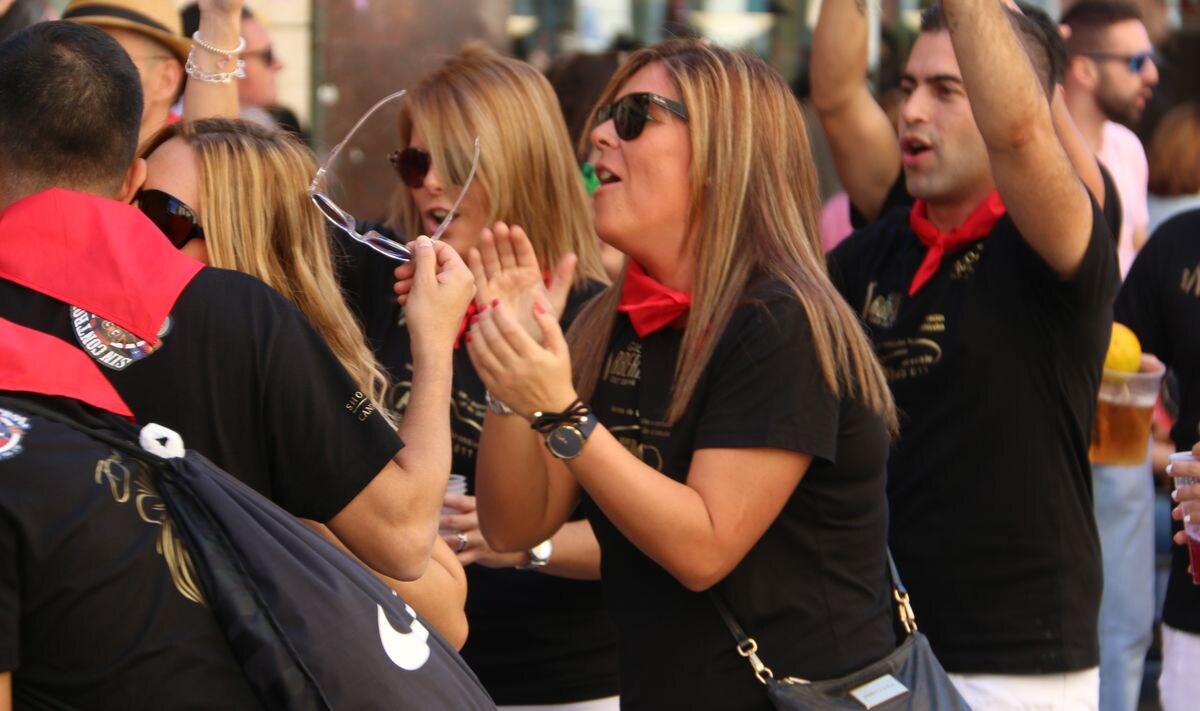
xmin=546 ymin=425 xmax=585 ymax=459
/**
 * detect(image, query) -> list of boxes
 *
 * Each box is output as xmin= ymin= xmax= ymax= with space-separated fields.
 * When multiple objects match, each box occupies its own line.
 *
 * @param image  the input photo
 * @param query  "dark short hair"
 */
xmin=0 ymin=21 xmax=143 ymax=195
xmin=920 ymin=2 xmax=1056 ymax=96
xmin=1061 ymin=0 xmax=1144 ymax=54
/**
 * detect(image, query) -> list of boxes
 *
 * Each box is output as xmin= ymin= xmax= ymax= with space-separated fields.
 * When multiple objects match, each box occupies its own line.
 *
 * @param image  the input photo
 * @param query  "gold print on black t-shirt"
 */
xmin=345 ymin=391 xmax=378 ymax=422
xmin=450 ymin=388 xmax=486 ymax=460
xmin=602 ymin=341 xmax=642 ymax=386
xmin=94 ymin=452 xmax=205 ymax=605
xmin=876 ymin=337 xmax=943 ymax=382
xmin=952 ymin=243 xmax=984 ymax=280
xmin=919 ymin=314 xmax=946 ymax=333
xmin=862 ymin=282 xmax=901 ymax=330
xmin=607 ymin=423 xmax=664 ymax=471
xmin=1180 ymin=263 xmax=1200 ymax=298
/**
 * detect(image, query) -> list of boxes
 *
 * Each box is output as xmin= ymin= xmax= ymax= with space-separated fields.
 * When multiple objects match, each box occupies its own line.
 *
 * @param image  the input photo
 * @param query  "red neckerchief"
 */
xmin=0 ymin=189 xmax=203 ymax=346
xmin=454 ymin=301 xmax=478 ymax=349
xmin=617 ymin=261 xmax=692 ymax=338
xmin=0 ymin=317 xmax=133 ymax=417
xmin=907 ymin=191 xmax=1006 ymax=296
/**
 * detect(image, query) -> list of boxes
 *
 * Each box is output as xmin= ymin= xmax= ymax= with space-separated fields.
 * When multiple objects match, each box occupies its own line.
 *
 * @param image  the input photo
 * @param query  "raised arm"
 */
xmin=944 ymin=0 xmax=1093 ymax=278
xmin=181 ymin=0 xmax=243 ymax=122
xmin=328 ymin=238 xmax=474 ymax=580
xmin=811 ymin=0 xmax=902 ymax=222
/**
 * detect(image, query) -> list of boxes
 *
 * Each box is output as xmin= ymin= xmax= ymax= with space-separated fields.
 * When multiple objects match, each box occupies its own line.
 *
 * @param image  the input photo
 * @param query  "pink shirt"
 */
xmin=1097 ymin=121 xmax=1149 ymax=278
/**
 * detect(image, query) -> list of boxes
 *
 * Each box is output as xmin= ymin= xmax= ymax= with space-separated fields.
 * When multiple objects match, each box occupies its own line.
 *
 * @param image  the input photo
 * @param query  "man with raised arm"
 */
xmin=825 ymin=0 xmax=1118 ymax=706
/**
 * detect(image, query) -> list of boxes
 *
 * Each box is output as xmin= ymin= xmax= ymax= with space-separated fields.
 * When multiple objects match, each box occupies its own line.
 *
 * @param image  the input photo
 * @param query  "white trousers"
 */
xmin=1159 ymin=623 xmax=1200 ymax=711
xmin=948 ymin=668 xmax=1099 ymax=710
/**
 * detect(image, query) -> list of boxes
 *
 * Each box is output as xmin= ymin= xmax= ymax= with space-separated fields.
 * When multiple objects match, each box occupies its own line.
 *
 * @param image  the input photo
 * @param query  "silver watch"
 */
xmin=486 ymin=391 xmax=514 ymax=415
xmin=517 ymin=539 xmax=553 ymax=570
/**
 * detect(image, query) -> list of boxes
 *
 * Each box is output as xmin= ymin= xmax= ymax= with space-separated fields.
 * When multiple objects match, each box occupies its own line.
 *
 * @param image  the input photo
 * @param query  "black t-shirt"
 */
xmin=0 ymin=394 xmax=262 ymax=710
xmin=1114 ymin=208 xmax=1200 ymax=634
xmin=585 ymin=281 xmax=895 ymax=711
xmin=0 ymin=268 xmax=401 ymax=522
xmin=828 ymin=198 xmax=1118 ymax=673
xmin=336 ymin=233 xmax=621 ymax=705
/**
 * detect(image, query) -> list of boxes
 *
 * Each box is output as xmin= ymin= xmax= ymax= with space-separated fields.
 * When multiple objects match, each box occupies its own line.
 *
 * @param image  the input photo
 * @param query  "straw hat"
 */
xmin=62 ymin=0 xmax=191 ymax=63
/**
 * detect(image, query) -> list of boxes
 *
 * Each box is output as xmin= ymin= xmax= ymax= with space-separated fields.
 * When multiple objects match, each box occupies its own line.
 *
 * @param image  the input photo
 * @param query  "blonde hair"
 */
xmin=142 ymin=119 xmax=391 ymax=412
xmin=569 ymin=40 xmax=897 ymax=431
xmin=392 ymin=45 xmax=608 ymax=287
xmin=1148 ymin=102 xmax=1200 ymax=197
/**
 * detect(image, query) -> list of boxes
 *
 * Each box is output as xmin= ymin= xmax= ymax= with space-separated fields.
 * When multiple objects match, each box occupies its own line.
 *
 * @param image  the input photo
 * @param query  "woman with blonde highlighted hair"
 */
xmin=458 ymin=39 xmax=899 ymax=709
xmin=137 ymin=117 xmax=470 ymax=648
xmin=344 ymin=45 xmax=620 ymax=708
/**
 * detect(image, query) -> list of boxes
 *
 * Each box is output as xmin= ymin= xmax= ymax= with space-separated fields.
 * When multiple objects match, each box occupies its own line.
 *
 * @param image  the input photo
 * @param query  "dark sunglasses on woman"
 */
xmin=389 ymin=147 xmax=432 ymax=189
xmin=135 ymin=189 xmax=204 ymax=249
xmin=594 ymin=92 xmax=689 ymax=141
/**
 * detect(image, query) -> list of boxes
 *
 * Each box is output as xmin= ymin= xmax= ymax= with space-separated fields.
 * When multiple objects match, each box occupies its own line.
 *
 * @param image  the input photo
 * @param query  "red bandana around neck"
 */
xmin=0 ymin=188 xmax=203 ymax=346
xmin=907 ymin=191 xmax=1006 ymax=296
xmin=617 ymin=261 xmax=692 ymax=338
xmin=454 ymin=301 xmax=478 ymax=350
xmin=0 ymin=317 xmax=133 ymax=417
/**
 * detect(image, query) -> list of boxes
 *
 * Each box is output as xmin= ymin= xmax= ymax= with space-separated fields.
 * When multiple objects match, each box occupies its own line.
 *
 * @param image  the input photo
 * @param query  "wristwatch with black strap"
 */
xmin=530 ymin=399 xmax=596 ymax=461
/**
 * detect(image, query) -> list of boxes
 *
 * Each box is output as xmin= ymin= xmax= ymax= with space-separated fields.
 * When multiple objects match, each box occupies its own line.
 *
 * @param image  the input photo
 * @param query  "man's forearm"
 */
xmin=811 ymin=0 xmax=870 ymax=112
xmin=943 ymin=0 xmax=1049 ymax=150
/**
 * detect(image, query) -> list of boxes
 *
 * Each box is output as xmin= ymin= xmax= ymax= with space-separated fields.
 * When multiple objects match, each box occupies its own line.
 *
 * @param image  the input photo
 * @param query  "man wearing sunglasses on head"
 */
xmin=0 ymin=16 xmax=474 ymax=598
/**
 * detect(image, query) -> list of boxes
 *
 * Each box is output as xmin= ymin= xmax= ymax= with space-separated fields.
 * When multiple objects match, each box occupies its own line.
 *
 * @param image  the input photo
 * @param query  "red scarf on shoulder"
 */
xmin=907 ymin=191 xmax=1006 ymax=296
xmin=617 ymin=261 xmax=692 ymax=338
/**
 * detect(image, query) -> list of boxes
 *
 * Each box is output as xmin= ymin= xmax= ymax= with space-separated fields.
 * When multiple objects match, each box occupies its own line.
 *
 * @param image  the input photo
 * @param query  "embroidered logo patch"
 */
xmin=71 ymin=307 xmax=171 ymax=371
xmin=0 ymin=408 xmax=31 ymax=461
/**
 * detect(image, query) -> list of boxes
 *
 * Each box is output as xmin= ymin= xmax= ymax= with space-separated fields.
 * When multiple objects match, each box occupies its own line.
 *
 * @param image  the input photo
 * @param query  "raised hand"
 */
xmin=400 ymin=236 xmax=476 ymax=358
xmin=467 ymin=222 xmax=577 ymax=343
xmin=465 ymin=299 xmax=577 ymax=419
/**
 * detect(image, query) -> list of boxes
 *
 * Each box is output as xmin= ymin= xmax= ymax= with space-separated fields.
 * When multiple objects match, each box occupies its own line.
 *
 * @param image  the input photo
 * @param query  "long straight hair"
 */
xmin=143 ymin=119 xmax=392 ymax=413
xmin=568 ymin=40 xmax=897 ymax=431
xmin=391 ymin=45 xmax=608 ymax=287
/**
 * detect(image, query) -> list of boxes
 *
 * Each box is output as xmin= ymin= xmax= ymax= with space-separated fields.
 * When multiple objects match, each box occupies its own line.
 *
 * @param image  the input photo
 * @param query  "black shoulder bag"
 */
xmin=0 ymin=396 xmax=496 ymax=711
xmin=710 ymin=552 xmax=971 ymax=710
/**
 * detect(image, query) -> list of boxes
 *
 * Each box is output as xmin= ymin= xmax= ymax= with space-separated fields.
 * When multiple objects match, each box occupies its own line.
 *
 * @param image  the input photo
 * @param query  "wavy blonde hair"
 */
xmin=143 ymin=119 xmax=391 ymax=411
xmin=391 ymin=45 xmax=608 ymax=287
xmin=569 ymin=40 xmax=897 ymax=431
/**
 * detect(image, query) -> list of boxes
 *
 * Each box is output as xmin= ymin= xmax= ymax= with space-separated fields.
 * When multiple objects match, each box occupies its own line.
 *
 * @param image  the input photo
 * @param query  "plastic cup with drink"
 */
xmin=1089 ymin=353 xmax=1165 ymax=466
xmin=1170 ymin=451 xmax=1200 ymax=584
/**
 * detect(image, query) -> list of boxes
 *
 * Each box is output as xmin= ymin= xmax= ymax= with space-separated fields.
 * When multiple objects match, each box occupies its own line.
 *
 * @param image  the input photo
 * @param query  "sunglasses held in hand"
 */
xmin=594 ymin=92 xmax=688 ymax=141
xmin=309 ymin=89 xmax=481 ymax=262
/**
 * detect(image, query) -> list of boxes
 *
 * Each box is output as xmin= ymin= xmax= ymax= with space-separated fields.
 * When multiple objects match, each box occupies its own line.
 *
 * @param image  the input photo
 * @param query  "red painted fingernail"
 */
xmin=470 ymin=315 xmax=480 ymax=325
xmin=534 ymin=303 xmax=545 ymax=314
xmin=491 ymin=299 xmax=500 ymax=308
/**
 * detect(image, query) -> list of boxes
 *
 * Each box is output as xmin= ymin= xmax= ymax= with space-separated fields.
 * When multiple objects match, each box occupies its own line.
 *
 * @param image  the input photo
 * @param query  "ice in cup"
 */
xmin=1089 ymin=354 xmax=1165 ymax=466
xmin=1169 ymin=452 xmax=1200 ymax=584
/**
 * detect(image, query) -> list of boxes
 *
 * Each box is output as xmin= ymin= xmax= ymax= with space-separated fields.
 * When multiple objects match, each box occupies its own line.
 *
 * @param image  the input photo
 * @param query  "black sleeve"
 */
xmin=1115 ymin=222 xmax=1173 ymax=365
xmin=849 ymin=169 xmax=910 ymax=229
xmin=260 ymin=298 xmax=403 ymax=522
xmin=1022 ymin=194 xmax=1120 ymax=320
xmin=0 ymin=497 xmax=16 ymax=671
xmin=693 ymin=293 xmax=839 ymax=464
xmin=1098 ymin=161 xmax=1123 ymax=246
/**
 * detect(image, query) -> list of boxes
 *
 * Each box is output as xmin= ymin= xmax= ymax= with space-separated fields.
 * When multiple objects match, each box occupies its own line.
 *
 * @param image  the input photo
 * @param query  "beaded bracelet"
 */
xmin=185 ymin=49 xmax=246 ymax=84
xmin=191 ymin=31 xmax=246 ymax=57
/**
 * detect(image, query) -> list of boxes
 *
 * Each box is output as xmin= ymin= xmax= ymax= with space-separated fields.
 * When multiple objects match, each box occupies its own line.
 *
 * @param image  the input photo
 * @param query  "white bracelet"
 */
xmin=185 ymin=49 xmax=245 ymax=83
xmin=191 ymin=31 xmax=246 ymax=57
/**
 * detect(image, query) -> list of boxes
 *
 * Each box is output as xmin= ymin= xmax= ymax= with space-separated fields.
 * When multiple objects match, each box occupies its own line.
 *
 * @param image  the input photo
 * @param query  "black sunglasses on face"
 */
xmin=595 ymin=92 xmax=689 ymax=141
xmin=136 ymin=189 xmax=204 ymax=249
xmin=389 ymin=147 xmax=432 ymax=189
xmin=1083 ymin=50 xmax=1155 ymax=73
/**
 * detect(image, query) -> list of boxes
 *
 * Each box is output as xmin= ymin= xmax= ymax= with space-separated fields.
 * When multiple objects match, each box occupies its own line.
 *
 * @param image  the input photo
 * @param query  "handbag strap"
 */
xmin=709 ymin=549 xmax=917 ymax=685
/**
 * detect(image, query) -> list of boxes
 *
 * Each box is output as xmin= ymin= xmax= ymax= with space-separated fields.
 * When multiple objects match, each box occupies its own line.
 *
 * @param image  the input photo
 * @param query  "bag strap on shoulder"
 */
xmin=709 ymin=549 xmax=916 ymax=684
